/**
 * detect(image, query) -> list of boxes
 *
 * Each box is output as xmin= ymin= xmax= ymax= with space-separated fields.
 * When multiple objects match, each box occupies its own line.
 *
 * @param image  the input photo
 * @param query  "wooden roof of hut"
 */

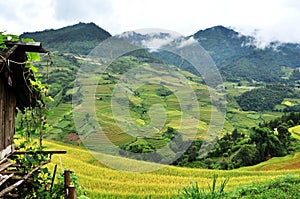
xmin=0 ymin=42 xmax=47 ymax=111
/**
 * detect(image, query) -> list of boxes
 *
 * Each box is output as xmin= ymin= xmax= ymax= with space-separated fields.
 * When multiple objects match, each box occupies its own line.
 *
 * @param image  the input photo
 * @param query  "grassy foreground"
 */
xmin=44 ymin=140 xmax=300 ymax=199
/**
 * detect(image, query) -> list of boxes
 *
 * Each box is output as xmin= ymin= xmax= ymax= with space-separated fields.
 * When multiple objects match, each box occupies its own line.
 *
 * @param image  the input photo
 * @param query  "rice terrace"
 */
xmin=1 ymin=2 xmax=300 ymax=198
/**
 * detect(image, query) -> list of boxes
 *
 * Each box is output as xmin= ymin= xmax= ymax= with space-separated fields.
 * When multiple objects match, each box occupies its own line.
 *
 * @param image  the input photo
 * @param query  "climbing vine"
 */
xmin=0 ymin=32 xmax=19 ymax=49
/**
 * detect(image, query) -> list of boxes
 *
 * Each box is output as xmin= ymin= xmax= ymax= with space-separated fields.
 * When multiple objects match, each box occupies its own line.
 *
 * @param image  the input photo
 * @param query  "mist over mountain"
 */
xmin=117 ymin=31 xmax=182 ymax=51
xmin=193 ymin=26 xmax=300 ymax=82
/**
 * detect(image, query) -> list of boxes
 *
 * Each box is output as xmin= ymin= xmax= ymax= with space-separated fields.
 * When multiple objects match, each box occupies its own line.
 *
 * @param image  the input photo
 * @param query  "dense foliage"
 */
xmin=172 ymin=112 xmax=299 ymax=169
xmin=194 ymin=27 xmax=300 ymax=83
xmin=115 ymin=112 xmax=299 ymax=169
xmin=260 ymin=112 xmax=300 ymax=129
xmin=236 ymin=84 xmax=297 ymax=111
xmin=229 ymin=175 xmax=300 ymax=199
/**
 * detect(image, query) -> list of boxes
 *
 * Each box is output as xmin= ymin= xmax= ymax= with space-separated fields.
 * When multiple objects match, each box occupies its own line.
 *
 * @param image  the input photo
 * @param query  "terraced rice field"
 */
xmin=45 ymin=140 xmax=300 ymax=199
xmin=290 ymin=125 xmax=300 ymax=140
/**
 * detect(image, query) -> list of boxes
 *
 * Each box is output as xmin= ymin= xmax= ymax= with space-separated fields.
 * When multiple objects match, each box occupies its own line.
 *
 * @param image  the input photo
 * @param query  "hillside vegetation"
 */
xmin=21 ymin=22 xmax=111 ymax=55
xmin=236 ymin=85 xmax=299 ymax=111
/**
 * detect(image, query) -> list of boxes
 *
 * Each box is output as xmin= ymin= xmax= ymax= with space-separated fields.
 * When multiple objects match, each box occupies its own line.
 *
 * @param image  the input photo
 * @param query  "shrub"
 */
xmin=179 ymin=174 xmax=229 ymax=199
xmin=229 ymin=175 xmax=300 ymax=199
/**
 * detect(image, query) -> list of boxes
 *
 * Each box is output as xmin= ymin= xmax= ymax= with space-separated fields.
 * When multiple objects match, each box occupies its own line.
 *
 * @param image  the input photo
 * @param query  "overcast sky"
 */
xmin=1 ymin=0 xmax=300 ymax=44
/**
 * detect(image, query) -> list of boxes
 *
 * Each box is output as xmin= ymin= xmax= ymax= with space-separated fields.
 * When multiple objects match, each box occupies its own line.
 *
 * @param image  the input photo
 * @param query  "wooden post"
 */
xmin=68 ymin=185 xmax=76 ymax=199
xmin=50 ymin=164 xmax=57 ymax=193
xmin=64 ymin=169 xmax=70 ymax=198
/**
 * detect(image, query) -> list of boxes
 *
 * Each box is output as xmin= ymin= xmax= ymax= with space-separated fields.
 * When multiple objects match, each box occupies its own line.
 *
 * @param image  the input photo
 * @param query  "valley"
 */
xmin=17 ymin=22 xmax=300 ymax=198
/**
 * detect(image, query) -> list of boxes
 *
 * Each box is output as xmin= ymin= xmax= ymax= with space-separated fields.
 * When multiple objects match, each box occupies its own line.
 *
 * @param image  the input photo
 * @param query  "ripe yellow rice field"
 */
xmin=45 ymin=140 xmax=300 ymax=199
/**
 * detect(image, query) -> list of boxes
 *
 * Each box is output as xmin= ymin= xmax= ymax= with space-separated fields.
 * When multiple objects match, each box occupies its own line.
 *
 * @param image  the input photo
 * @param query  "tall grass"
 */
xmin=179 ymin=174 xmax=229 ymax=199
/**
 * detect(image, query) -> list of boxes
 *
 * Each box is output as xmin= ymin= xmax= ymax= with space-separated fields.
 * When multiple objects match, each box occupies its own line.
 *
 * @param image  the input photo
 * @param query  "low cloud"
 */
xmin=141 ymin=36 xmax=177 ymax=52
xmin=177 ymin=37 xmax=198 ymax=48
xmin=1 ymin=0 xmax=300 ymax=44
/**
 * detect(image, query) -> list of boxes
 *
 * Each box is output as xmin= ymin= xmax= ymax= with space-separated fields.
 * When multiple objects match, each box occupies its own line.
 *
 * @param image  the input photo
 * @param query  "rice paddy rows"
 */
xmin=290 ymin=125 xmax=300 ymax=140
xmin=45 ymin=140 xmax=300 ymax=199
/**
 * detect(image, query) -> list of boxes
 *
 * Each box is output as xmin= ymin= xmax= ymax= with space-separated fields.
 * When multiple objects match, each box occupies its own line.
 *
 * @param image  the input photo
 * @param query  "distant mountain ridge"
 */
xmin=21 ymin=22 xmax=300 ymax=83
xmin=193 ymin=26 xmax=256 ymax=63
xmin=193 ymin=26 xmax=300 ymax=82
xmin=114 ymin=25 xmax=300 ymax=83
xmin=21 ymin=22 xmax=111 ymax=55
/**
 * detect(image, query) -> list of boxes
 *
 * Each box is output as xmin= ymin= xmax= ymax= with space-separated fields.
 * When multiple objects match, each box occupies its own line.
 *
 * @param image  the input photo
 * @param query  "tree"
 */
xmin=232 ymin=144 xmax=260 ymax=167
xmin=277 ymin=123 xmax=291 ymax=148
xmin=120 ymin=139 xmax=156 ymax=154
xmin=250 ymin=127 xmax=287 ymax=160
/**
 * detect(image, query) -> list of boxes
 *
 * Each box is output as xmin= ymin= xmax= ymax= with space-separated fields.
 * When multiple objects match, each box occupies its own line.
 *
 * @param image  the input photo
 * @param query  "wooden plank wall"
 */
xmin=0 ymin=78 xmax=5 ymax=151
xmin=0 ymin=78 xmax=16 ymax=153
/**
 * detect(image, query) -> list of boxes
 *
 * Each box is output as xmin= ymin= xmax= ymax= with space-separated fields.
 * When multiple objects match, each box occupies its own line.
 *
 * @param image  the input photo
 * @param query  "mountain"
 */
xmin=21 ymin=22 xmax=111 ymax=55
xmin=21 ymin=22 xmax=300 ymax=83
xmin=119 ymin=26 xmax=300 ymax=83
xmin=193 ymin=26 xmax=256 ymax=63
xmin=193 ymin=26 xmax=300 ymax=82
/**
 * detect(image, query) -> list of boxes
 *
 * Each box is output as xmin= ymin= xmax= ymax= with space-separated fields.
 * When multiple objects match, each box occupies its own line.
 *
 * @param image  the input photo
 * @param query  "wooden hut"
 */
xmin=0 ymin=42 xmax=71 ymax=198
xmin=0 ymin=42 xmax=48 ymax=197
xmin=0 ymin=42 xmax=46 ymax=160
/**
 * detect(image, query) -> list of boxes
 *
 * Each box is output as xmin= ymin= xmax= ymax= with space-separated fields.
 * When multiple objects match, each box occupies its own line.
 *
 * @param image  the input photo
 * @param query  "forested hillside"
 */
xmin=21 ymin=22 xmax=111 ymax=55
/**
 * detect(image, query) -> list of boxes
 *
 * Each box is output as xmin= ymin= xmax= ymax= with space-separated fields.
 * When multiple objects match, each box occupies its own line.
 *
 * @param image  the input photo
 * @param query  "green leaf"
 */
xmin=27 ymin=52 xmax=40 ymax=61
xmin=26 ymin=63 xmax=38 ymax=73
xmin=22 ymin=38 xmax=41 ymax=62
xmin=22 ymin=37 xmax=35 ymax=43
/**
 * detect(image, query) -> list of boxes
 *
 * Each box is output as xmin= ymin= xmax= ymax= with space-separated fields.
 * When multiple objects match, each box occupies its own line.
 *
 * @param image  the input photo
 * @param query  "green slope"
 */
xmin=238 ymin=152 xmax=300 ymax=171
xmin=44 ymin=53 xmax=294 ymax=146
xmin=290 ymin=125 xmax=300 ymax=140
